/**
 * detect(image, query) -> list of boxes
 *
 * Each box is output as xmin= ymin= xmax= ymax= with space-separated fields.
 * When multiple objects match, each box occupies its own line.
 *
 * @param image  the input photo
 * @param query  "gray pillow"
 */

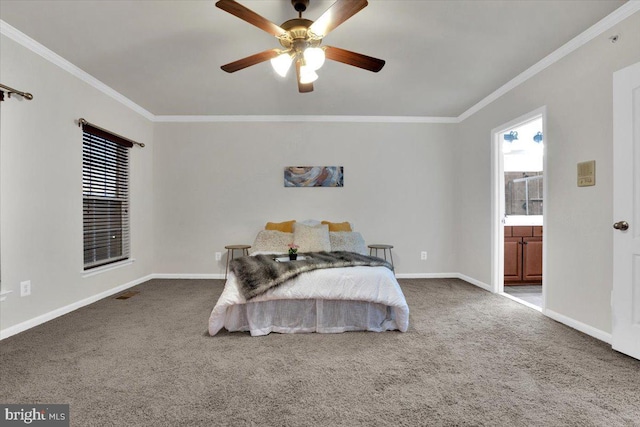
xmin=329 ymin=232 xmax=367 ymax=255
xmin=293 ymin=223 xmax=331 ymax=252
xmin=250 ymin=230 xmax=293 ymax=254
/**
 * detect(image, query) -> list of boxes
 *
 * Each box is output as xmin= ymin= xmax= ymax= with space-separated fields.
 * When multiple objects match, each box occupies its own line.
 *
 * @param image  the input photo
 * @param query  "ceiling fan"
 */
xmin=216 ymin=0 xmax=386 ymax=93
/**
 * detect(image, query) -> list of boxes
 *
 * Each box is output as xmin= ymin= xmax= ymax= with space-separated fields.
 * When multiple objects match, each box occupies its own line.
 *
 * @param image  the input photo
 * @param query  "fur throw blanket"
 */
xmin=230 ymin=251 xmax=393 ymax=300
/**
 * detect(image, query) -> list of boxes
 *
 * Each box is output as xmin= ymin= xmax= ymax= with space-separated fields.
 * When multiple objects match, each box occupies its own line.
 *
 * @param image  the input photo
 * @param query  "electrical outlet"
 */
xmin=20 ymin=280 xmax=31 ymax=297
xmin=215 ymin=252 xmax=222 ymax=261
xmin=421 ymin=251 xmax=428 ymax=261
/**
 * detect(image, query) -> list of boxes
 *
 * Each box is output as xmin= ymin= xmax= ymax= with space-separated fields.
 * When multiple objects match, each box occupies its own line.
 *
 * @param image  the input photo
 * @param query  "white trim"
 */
xmin=456 ymin=273 xmax=493 ymax=292
xmin=153 ymin=115 xmax=458 ymax=124
xmin=0 ymin=271 xmax=614 ymax=345
xmin=460 ymin=274 xmax=611 ymax=344
xmin=0 ymin=274 xmax=154 ymax=340
xmin=0 ymin=20 xmax=155 ymax=121
xmin=3 ymin=3 xmax=636 ymax=124
xmin=545 ymin=309 xmax=612 ymax=344
xmin=152 ymin=273 xmax=225 ymax=280
xmin=81 ymin=258 xmax=135 ymax=278
xmin=458 ymin=2 xmax=640 ymax=122
xmin=395 ymin=272 xmax=459 ymax=279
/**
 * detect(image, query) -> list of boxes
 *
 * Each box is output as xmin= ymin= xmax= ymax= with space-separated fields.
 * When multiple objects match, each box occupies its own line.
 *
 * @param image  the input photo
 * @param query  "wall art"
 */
xmin=284 ymin=166 xmax=344 ymax=187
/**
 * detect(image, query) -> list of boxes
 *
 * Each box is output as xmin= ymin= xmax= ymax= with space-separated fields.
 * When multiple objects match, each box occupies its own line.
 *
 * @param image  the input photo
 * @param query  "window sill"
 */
xmin=82 ymin=258 xmax=136 ymax=278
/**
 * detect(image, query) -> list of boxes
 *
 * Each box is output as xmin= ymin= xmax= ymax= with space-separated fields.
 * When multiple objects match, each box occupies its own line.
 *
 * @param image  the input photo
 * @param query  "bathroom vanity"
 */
xmin=504 ymin=225 xmax=542 ymax=284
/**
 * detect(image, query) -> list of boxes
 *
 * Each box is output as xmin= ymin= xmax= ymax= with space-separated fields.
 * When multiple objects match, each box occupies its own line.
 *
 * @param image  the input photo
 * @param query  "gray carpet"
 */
xmin=1 ymin=278 xmax=639 ymax=426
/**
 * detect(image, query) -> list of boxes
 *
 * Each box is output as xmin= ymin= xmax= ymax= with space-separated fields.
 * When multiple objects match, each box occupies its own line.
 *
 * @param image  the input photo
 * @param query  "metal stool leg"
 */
xmin=225 ymin=249 xmax=231 ymax=280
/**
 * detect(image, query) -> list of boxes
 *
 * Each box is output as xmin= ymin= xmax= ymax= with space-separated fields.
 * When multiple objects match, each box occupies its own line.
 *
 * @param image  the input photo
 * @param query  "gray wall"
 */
xmin=2 ymin=11 xmax=639 ymax=340
xmin=454 ymin=12 xmax=640 ymax=333
xmin=0 ymin=35 xmax=156 ymax=332
xmin=152 ymin=122 xmax=456 ymax=275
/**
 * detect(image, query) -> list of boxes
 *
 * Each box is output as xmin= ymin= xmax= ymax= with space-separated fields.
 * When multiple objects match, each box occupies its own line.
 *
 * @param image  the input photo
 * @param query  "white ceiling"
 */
xmin=0 ymin=0 xmax=627 ymax=117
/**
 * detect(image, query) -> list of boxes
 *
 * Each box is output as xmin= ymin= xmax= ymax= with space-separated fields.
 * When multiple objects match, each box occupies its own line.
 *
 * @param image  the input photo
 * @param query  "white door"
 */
xmin=612 ymin=61 xmax=640 ymax=360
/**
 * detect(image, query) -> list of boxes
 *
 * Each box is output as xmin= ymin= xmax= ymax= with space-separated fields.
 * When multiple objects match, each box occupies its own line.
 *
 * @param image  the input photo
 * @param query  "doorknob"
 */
xmin=613 ymin=221 xmax=629 ymax=231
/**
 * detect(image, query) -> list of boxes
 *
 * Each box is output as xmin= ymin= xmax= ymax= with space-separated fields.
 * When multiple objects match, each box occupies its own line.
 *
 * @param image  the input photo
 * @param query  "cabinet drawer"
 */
xmin=512 ymin=226 xmax=533 ymax=237
xmin=533 ymin=226 xmax=543 ymax=237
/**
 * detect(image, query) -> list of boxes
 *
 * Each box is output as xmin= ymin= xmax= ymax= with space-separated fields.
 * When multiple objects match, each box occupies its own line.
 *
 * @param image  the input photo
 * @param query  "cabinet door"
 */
xmin=522 ymin=237 xmax=543 ymax=282
xmin=504 ymin=237 xmax=522 ymax=282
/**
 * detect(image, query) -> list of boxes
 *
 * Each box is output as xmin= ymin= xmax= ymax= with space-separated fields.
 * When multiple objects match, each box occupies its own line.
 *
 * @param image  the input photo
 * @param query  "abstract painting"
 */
xmin=284 ymin=166 xmax=344 ymax=187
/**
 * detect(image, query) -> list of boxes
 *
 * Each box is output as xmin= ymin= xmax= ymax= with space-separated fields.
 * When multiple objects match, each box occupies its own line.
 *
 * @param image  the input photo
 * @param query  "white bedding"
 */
xmin=208 ymin=263 xmax=409 ymax=336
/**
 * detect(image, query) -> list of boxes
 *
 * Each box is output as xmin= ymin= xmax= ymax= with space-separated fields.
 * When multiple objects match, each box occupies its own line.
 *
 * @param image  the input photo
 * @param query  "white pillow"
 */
xmin=250 ymin=230 xmax=293 ymax=254
xmin=293 ymin=223 xmax=331 ymax=252
xmin=329 ymin=232 xmax=367 ymax=255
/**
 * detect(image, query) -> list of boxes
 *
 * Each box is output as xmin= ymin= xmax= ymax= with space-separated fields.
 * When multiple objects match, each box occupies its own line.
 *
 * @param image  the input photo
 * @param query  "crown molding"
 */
xmin=2 ymin=2 xmax=638 ymax=124
xmin=0 ymin=20 xmax=155 ymax=121
xmin=457 ymin=1 xmax=640 ymax=122
xmin=153 ymin=115 xmax=458 ymax=124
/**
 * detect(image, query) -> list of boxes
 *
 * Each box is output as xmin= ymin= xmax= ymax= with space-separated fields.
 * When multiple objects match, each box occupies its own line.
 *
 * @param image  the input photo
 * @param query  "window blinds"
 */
xmin=82 ymin=128 xmax=130 ymax=270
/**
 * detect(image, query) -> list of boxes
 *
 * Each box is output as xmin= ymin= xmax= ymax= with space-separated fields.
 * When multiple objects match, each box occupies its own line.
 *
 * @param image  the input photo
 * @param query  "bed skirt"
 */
xmin=222 ymin=299 xmax=400 ymax=336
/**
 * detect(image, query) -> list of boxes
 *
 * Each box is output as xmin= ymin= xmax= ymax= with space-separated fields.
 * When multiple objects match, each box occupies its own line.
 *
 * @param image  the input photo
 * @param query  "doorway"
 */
xmin=491 ymin=107 xmax=547 ymax=311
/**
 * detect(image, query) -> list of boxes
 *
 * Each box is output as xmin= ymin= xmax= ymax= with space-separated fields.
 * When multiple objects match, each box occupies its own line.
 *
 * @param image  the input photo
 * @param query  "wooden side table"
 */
xmin=368 ymin=244 xmax=394 ymax=268
xmin=224 ymin=244 xmax=251 ymax=279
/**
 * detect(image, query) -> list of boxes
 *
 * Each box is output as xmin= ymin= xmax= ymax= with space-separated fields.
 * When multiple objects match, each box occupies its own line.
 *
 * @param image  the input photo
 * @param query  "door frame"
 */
xmin=490 ymin=106 xmax=547 ymax=311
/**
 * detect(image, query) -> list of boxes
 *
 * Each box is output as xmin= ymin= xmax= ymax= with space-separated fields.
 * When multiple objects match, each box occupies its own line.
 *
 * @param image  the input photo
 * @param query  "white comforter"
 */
xmin=208 ymin=264 xmax=409 ymax=336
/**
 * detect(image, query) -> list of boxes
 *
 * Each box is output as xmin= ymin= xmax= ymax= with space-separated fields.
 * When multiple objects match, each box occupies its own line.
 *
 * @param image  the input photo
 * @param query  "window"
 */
xmin=82 ymin=123 xmax=131 ymax=270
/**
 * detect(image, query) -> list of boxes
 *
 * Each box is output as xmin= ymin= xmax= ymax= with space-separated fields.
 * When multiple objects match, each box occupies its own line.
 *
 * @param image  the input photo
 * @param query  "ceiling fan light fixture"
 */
xmin=299 ymin=64 xmax=318 ymax=84
xmin=303 ymin=47 xmax=325 ymax=71
xmin=270 ymin=52 xmax=293 ymax=77
xmin=217 ymin=0 xmax=385 ymax=93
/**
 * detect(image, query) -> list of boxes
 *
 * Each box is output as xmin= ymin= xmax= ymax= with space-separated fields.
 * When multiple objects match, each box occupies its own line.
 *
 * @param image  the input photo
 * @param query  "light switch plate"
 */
xmin=577 ymin=160 xmax=596 ymax=187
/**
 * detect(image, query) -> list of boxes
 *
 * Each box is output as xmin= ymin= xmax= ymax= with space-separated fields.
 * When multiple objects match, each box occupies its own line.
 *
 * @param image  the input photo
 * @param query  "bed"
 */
xmin=208 ymin=220 xmax=409 ymax=336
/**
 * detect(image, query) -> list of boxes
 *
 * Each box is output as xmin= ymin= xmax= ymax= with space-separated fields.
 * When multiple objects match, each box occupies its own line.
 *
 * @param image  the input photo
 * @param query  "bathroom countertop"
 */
xmin=504 ymin=215 xmax=543 ymax=226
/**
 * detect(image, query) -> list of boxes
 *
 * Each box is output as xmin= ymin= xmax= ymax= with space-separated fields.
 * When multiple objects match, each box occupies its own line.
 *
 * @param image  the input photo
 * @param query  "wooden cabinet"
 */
xmin=504 ymin=226 xmax=542 ymax=284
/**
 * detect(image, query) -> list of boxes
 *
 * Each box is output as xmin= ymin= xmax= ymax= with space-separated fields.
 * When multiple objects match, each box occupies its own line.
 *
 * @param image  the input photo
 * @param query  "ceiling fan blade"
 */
xmin=308 ymin=0 xmax=368 ymax=38
xmin=216 ymin=0 xmax=286 ymax=37
xmin=296 ymin=61 xmax=314 ymax=93
xmin=221 ymin=49 xmax=280 ymax=73
xmin=324 ymin=46 xmax=385 ymax=72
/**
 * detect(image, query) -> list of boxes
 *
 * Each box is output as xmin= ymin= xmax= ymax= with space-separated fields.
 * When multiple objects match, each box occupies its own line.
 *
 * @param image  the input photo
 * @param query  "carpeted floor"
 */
xmin=1 ymin=278 xmax=639 ymax=426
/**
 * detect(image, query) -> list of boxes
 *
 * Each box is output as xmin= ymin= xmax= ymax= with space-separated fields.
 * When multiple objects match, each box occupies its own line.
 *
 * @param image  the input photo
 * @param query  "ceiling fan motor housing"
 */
xmin=291 ymin=0 xmax=309 ymax=13
xmin=278 ymin=18 xmax=321 ymax=52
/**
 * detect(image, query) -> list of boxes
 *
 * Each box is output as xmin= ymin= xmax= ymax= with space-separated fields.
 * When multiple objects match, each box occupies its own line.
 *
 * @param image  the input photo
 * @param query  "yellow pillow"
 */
xmin=321 ymin=221 xmax=352 ymax=232
xmin=265 ymin=220 xmax=296 ymax=233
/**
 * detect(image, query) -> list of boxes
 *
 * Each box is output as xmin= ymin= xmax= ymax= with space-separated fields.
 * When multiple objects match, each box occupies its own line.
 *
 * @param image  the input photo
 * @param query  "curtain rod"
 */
xmin=78 ymin=118 xmax=145 ymax=148
xmin=0 ymin=83 xmax=33 ymax=100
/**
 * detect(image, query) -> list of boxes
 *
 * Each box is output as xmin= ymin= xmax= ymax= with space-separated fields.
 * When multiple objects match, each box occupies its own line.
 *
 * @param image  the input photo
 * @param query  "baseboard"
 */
xmin=0 ymin=271 xmax=613 ymax=346
xmin=455 ymin=275 xmax=611 ymax=344
xmin=0 ymin=274 xmax=154 ymax=340
xmin=395 ymin=273 xmax=459 ymax=279
xmin=455 ymin=274 xmax=493 ymax=292
xmin=545 ymin=308 xmax=612 ymax=344
xmin=152 ymin=273 xmax=225 ymax=280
